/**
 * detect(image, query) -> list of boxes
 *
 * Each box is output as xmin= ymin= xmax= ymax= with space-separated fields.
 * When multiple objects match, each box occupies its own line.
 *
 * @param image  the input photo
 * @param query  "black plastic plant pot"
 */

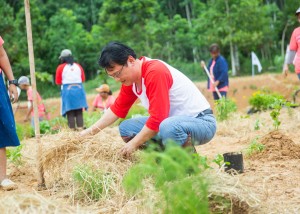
xmin=223 ymin=152 xmax=244 ymax=173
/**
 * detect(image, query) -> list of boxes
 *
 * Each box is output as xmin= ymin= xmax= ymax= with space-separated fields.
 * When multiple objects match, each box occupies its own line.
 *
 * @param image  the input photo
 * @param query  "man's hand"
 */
xmin=120 ymin=141 xmax=138 ymax=157
xmin=283 ymin=64 xmax=289 ymax=77
xmin=8 ymin=84 xmax=18 ymax=103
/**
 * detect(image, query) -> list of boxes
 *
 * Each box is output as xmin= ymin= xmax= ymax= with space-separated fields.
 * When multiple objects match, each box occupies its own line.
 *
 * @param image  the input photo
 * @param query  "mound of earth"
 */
xmin=250 ymin=130 xmax=300 ymax=161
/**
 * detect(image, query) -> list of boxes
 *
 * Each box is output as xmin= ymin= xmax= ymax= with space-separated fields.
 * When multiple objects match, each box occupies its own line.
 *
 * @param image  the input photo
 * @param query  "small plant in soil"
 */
xmin=245 ymin=137 xmax=265 ymax=156
xmin=215 ymin=97 xmax=237 ymax=121
xmin=72 ymin=165 xmax=115 ymax=201
xmin=212 ymin=154 xmax=230 ymax=168
xmin=6 ymin=144 xmax=23 ymax=166
xmin=254 ymin=119 xmax=261 ymax=130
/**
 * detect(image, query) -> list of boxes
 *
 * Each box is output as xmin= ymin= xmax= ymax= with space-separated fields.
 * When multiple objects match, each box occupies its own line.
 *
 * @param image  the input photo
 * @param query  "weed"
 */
xmin=123 ymin=144 xmax=210 ymax=213
xmin=245 ymin=137 xmax=265 ymax=156
xmin=72 ymin=165 xmax=115 ymax=201
xmin=6 ymin=144 xmax=23 ymax=166
xmin=215 ymin=97 xmax=237 ymax=121
xmin=249 ymin=84 xmax=257 ymax=90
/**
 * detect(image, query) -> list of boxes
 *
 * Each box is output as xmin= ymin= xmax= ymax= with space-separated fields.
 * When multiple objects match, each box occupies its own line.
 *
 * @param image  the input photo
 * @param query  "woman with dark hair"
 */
xmin=201 ymin=43 xmax=229 ymax=100
xmin=55 ymin=49 xmax=88 ymax=130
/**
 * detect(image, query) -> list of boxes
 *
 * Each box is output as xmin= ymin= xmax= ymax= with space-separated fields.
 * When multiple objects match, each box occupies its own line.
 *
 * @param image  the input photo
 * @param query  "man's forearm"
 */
xmin=130 ymin=125 xmax=158 ymax=147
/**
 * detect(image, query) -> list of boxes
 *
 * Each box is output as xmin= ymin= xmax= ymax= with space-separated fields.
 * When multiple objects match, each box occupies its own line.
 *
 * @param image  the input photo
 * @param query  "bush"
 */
xmin=249 ymin=91 xmax=285 ymax=111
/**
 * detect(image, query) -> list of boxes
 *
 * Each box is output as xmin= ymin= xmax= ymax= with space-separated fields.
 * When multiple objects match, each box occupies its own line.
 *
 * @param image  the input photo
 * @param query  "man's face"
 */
xmin=297 ymin=13 xmax=300 ymax=22
xmin=105 ymin=63 xmax=133 ymax=86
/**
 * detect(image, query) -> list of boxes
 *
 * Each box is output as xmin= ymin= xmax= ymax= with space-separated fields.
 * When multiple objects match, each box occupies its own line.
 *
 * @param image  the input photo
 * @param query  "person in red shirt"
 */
xmin=55 ymin=49 xmax=88 ymax=130
xmin=17 ymin=76 xmax=47 ymax=126
xmin=80 ymin=42 xmax=216 ymax=157
xmin=92 ymin=84 xmax=115 ymax=112
xmin=0 ymin=36 xmax=20 ymax=190
xmin=283 ymin=7 xmax=300 ymax=78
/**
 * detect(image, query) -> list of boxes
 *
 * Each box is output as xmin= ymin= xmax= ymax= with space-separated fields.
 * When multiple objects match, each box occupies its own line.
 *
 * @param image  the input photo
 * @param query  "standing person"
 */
xmin=283 ymin=7 xmax=300 ymax=78
xmin=55 ymin=49 xmax=88 ymax=130
xmin=80 ymin=42 xmax=216 ymax=157
xmin=17 ymin=76 xmax=47 ymax=126
xmin=201 ymin=43 xmax=229 ymax=100
xmin=0 ymin=36 xmax=20 ymax=190
xmin=92 ymin=84 xmax=115 ymax=112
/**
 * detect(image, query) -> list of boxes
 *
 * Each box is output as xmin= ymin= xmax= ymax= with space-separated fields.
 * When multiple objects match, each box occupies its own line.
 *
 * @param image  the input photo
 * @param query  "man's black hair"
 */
xmin=98 ymin=42 xmax=137 ymax=68
xmin=61 ymin=56 xmax=74 ymax=65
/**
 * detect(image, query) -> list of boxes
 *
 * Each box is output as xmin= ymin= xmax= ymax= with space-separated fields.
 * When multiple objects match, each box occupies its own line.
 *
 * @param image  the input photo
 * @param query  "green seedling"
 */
xmin=6 ymin=144 xmax=23 ymax=166
xmin=254 ymin=119 xmax=260 ymax=130
xmin=215 ymin=97 xmax=237 ymax=121
xmin=212 ymin=154 xmax=230 ymax=168
xmin=245 ymin=138 xmax=265 ymax=156
xmin=72 ymin=165 xmax=115 ymax=201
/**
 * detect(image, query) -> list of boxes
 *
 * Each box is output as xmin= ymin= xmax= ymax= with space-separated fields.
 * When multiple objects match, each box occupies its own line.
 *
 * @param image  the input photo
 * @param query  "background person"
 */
xmin=0 ymin=35 xmax=20 ymax=190
xmin=201 ymin=43 xmax=229 ymax=100
xmin=283 ymin=7 xmax=300 ymax=78
xmin=81 ymin=42 xmax=216 ymax=157
xmin=17 ymin=76 xmax=47 ymax=127
xmin=55 ymin=49 xmax=88 ymax=130
xmin=92 ymin=84 xmax=115 ymax=112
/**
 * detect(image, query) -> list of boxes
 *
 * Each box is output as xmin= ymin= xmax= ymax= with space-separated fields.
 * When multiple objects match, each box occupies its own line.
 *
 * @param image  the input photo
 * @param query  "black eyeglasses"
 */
xmin=106 ymin=65 xmax=124 ymax=79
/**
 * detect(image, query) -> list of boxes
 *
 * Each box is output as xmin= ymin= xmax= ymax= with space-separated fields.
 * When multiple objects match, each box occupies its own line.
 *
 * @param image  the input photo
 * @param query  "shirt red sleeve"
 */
xmin=143 ymin=60 xmax=173 ymax=131
xmin=290 ymin=28 xmax=298 ymax=51
xmin=55 ymin=64 xmax=65 ymax=85
xmin=110 ymin=85 xmax=137 ymax=118
xmin=77 ymin=63 xmax=86 ymax=82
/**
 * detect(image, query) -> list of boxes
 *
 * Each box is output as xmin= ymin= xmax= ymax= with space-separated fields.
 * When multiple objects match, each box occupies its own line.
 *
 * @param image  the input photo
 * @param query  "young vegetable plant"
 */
xmin=245 ymin=137 xmax=265 ymax=156
xmin=215 ymin=97 xmax=237 ymax=121
xmin=212 ymin=154 xmax=230 ymax=168
xmin=6 ymin=144 xmax=23 ymax=166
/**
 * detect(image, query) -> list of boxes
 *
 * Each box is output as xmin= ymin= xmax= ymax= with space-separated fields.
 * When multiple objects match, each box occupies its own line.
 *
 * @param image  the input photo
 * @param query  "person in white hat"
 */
xmin=55 ymin=49 xmax=88 ymax=130
xmin=283 ymin=7 xmax=300 ymax=78
xmin=0 ymin=35 xmax=20 ymax=191
xmin=17 ymin=76 xmax=48 ymax=126
xmin=92 ymin=84 xmax=115 ymax=112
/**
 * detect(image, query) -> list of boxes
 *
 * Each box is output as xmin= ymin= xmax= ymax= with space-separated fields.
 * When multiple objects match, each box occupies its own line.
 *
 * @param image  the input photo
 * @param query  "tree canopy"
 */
xmin=1 ymin=0 xmax=298 ymax=83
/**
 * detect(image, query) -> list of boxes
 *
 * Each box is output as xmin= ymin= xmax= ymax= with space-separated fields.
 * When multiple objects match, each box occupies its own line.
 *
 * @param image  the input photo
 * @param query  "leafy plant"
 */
xmin=72 ymin=165 xmax=115 ymax=201
xmin=245 ymin=137 xmax=265 ymax=156
xmin=123 ymin=144 xmax=210 ymax=213
xmin=215 ymin=97 xmax=237 ymax=121
xmin=249 ymin=91 xmax=285 ymax=111
xmin=6 ymin=144 xmax=23 ymax=166
xmin=212 ymin=154 xmax=230 ymax=168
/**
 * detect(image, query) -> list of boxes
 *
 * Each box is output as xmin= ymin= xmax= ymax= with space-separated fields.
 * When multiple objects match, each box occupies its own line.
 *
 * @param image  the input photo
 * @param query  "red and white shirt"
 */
xmin=110 ymin=57 xmax=211 ymax=132
xmin=289 ymin=27 xmax=300 ymax=74
xmin=55 ymin=63 xmax=85 ymax=84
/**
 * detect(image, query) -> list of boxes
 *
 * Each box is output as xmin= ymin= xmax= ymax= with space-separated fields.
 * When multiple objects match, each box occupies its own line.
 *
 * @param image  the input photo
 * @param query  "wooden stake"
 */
xmin=24 ymin=0 xmax=45 ymax=187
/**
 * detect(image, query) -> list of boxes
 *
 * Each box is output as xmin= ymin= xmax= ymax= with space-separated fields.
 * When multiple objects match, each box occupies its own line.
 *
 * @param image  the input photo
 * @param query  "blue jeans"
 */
xmin=119 ymin=112 xmax=216 ymax=146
